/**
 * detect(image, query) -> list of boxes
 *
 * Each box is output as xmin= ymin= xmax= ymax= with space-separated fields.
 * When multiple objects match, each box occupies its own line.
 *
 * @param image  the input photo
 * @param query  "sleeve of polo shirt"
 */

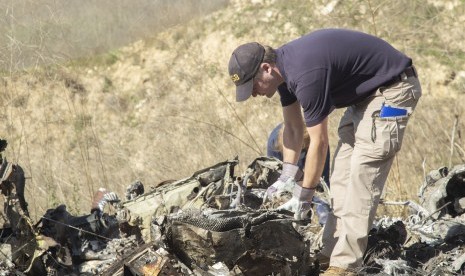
xmin=277 ymin=83 xmax=297 ymax=106
xmin=295 ymin=68 xmax=333 ymax=127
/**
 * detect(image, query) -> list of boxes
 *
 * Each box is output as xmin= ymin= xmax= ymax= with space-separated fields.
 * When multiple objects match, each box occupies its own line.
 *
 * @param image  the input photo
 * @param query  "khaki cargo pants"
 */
xmin=321 ymin=69 xmax=422 ymax=269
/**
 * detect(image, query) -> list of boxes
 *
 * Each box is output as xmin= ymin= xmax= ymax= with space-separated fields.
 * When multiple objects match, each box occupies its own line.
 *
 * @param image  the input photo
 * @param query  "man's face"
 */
xmin=251 ymin=66 xmax=278 ymax=99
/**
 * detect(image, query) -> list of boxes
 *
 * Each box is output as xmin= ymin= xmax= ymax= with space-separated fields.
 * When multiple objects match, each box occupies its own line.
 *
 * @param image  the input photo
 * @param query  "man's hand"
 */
xmin=264 ymin=178 xmax=297 ymax=201
xmin=277 ymin=184 xmax=315 ymax=220
xmin=264 ymin=163 xmax=303 ymax=202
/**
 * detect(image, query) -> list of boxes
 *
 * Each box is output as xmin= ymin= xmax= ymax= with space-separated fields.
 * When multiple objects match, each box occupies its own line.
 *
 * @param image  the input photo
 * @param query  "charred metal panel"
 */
xmin=162 ymin=209 xmax=310 ymax=274
xmin=122 ymin=158 xmax=238 ymax=242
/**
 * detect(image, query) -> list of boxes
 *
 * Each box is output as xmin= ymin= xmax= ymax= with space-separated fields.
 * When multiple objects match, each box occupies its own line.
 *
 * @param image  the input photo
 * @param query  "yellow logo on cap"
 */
xmin=230 ymin=74 xmax=240 ymax=83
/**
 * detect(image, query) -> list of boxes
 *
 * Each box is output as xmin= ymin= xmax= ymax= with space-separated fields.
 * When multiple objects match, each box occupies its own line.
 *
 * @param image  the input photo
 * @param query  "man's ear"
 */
xmin=261 ymin=62 xmax=273 ymax=73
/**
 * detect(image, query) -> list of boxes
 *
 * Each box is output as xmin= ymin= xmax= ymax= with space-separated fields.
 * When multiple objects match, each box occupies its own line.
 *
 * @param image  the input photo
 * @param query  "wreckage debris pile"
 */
xmin=2 ymin=150 xmax=465 ymax=275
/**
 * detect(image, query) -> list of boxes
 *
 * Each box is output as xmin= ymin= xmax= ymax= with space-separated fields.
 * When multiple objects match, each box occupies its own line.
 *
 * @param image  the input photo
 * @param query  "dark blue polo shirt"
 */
xmin=276 ymin=29 xmax=412 ymax=127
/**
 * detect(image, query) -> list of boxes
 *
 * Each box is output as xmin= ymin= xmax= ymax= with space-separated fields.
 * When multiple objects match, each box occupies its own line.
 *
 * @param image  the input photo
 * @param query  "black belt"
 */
xmin=399 ymin=66 xmax=417 ymax=80
xmin=384 ymin=65 xmax=417 ymax=87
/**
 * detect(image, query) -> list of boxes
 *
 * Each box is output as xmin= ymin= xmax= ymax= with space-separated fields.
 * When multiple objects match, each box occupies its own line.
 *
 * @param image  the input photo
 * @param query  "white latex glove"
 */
xmin=277 ymin=184 xmax=315 ymax=220
xmin=264 ymin=163 xmax=303 ymax=202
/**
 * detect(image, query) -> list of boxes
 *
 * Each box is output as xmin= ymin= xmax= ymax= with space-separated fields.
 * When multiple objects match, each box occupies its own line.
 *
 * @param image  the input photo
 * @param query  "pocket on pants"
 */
xmin=371 ymin=116 xmax=408 ymax=159
xmin=381 ymin=78 xmax=422 ymax=108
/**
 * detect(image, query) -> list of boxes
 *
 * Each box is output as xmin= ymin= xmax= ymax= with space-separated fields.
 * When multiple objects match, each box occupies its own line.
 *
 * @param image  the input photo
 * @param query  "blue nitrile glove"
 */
xmin=313 ymin=196 xmax=331 ymax=225
xmin=277 ymin=184 xmax=315 ymax=220
xmin=264 ymin=163 xmax=303 ymax=202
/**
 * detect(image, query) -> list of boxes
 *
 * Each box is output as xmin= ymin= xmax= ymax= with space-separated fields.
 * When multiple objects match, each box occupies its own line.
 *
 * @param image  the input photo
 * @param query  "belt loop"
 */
xmin=401 ymin=72 xmax=407 ymax=81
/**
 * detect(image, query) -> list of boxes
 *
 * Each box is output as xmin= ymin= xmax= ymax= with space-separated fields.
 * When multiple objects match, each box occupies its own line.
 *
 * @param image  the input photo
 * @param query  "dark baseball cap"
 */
xmin=228 ymin=42 xmax=265 ymax=102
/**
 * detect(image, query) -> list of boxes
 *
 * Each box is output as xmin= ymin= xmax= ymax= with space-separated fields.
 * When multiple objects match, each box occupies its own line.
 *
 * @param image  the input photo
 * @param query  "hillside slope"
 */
xmin=1 ymin=0 xmax=465 ymax=218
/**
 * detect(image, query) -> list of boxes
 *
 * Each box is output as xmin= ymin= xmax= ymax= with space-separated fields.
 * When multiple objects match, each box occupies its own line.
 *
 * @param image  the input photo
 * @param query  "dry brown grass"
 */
xmin=0 ymin=0 xmax=228 ymax=71
xmin=0 ymin=0 xmax=464 ymax=220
